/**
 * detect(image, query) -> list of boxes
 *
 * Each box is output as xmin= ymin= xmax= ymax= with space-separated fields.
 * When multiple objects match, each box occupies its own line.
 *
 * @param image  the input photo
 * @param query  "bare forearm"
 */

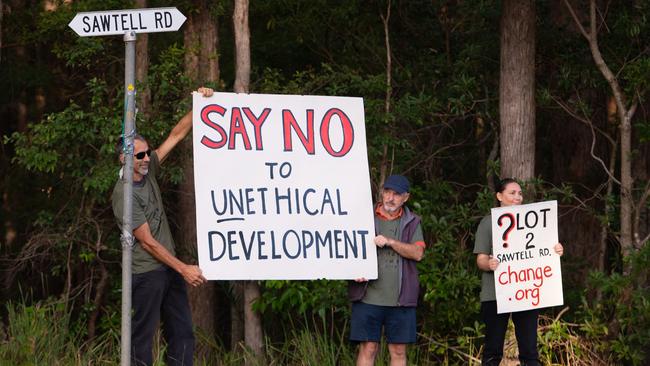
xmin=144 ymin=243 xmax=185 ymax=272
xmin=476 ymin=253 xmax=498 ymax=271
xmin=476 ymin=254 xmax=491 ymax=271
xmin=156 ymin=111 xmax=192 ymax=163
xmin=156 ymin=87 xmax=213 ymax=163
xmin=168 ymin=110 xmax=192 ymax=142
xmin=133 ymin=224 xmax=188 ymax=273
xmin=387 ymin=238 xmax=424 ymax=261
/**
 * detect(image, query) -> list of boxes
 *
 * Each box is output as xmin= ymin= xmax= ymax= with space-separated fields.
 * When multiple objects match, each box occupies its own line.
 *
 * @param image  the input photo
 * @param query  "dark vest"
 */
xmin=348 ymin=206 xmax=421 ymax=307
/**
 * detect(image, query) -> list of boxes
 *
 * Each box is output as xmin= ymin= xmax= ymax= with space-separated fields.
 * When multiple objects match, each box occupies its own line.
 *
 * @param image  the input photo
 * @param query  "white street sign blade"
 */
xmin=68 ymin=7 xmax=186 ymax=37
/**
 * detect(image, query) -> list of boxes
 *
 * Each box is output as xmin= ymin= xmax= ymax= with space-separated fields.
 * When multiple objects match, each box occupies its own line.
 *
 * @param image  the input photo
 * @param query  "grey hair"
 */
xmin=115 ymin=133 xmax=147 ymax=155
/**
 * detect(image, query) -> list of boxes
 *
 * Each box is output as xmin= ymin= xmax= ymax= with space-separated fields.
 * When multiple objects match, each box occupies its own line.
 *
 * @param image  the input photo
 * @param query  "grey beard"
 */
xmin=137 ymin=166 xmax=149 ymax=176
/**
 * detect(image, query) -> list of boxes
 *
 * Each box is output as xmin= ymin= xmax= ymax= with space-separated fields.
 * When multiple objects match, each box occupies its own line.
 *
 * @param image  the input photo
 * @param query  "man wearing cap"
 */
xmin=348 ymin=174 xmax=426 ymax=366
xmin=111 ymin=87 xmax=213 ymax=366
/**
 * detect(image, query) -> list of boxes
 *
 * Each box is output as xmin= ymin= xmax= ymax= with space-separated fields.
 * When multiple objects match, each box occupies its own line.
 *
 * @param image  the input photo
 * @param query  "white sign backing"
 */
xmin=192 ymin=92 xmax=377 ymax=280
xmin=69 ymin=7 xmax=186 ymax=37
xmin=491 ymin=200 xmax=563 ymax=313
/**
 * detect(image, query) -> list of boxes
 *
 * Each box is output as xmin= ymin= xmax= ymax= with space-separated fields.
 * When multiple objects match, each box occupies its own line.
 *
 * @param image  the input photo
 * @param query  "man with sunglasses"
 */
xmin=111 ymin=86 xmax=213 ymax=366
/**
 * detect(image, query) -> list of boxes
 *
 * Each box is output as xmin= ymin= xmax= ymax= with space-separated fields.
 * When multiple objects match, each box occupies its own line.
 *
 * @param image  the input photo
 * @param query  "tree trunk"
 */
xmin=244 ymin=281 xmax=263 ymax=362
xmin=179 ymin=1 xmax=221 ymax=356
xmin=199 ymin=6 xmax=220 ymax=84
xmin=135 ymin=0 xmax=150 ymax=120
xmin=233 ymin=0 xmax=250 ymax=94
xmin=185 ymin=1 xmax=220 ymax=84
xmin=1 ymin=0 xmax=3 ymax=63
xmin=10 ymin=0 xmax=27 ymax=135
xmin=377 ymin=0 xmax=392 ymax=198
xmin=499 ymin=0 xmax=536 ymax=182
xmin=619 ymin=114 xmax=633 ymax=266
xmin=596 ymin=138 xmax=618 ymax=301
xmin=233 ymin=0 xmax=264 ymax=363
xmin=563 ymin=0 xmax=638 ymax=273
xmin=183 ymin=7 xmax=200 ymax=83
xmin=230 ymin=283 xmax=244 ymax=351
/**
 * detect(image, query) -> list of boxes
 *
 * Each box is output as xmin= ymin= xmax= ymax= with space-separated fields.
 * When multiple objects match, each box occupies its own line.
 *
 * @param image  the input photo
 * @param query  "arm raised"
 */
xmin=156 ymin=87 xmax=214 ymax=163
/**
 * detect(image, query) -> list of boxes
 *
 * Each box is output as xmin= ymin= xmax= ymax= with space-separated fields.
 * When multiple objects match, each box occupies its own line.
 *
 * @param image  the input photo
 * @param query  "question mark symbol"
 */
xmin=498 ymin=213 xmax=515 ymax=248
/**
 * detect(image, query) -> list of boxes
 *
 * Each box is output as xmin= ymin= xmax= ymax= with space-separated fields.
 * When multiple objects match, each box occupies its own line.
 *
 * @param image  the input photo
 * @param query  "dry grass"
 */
xmin=499 ymin=308 xmax=613 ymax=366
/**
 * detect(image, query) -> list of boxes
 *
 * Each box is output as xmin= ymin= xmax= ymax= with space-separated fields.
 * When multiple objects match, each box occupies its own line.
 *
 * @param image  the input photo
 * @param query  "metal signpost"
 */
xmin=69 ymin=8 xmax=186 ymax=366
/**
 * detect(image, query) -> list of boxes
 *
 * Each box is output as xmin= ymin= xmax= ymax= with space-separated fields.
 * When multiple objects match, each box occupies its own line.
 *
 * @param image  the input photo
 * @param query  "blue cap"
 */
xmin=383 ymin=175 xmax=410 ymax=194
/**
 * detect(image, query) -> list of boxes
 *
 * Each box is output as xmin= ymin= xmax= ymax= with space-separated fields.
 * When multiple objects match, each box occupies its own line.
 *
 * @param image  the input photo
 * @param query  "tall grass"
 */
xmin=267 ymin=328 xmax=355 ymax=365
xmin=0 ymin=300 xmax=614 ymax=365
xmin=0 ymin=300 xmax=117 ymax=365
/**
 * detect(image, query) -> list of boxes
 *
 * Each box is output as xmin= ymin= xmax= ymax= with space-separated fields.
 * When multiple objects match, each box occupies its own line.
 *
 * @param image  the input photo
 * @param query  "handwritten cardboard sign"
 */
xmin=192 ymin=92 xmax=377 ymax=280
xmin=491 ymin=200 xmax=563 ymax=313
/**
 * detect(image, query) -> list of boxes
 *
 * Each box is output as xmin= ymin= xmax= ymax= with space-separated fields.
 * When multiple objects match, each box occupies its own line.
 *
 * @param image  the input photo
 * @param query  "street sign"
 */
xmin=68 ymin=7 xmax=186 ymax=37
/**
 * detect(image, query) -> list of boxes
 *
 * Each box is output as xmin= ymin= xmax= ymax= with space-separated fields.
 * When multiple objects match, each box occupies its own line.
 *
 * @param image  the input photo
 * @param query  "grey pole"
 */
xmin=121 ymin=30 xmax=137 ymax=366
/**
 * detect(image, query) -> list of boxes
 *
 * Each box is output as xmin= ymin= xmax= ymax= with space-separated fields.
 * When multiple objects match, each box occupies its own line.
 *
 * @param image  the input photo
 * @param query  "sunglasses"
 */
xmin=134 ymin=149 xmax=152 ymax=160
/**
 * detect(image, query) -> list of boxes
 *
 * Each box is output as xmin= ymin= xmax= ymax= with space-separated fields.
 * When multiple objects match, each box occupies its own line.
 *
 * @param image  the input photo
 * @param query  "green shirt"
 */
xmin=473 ymin=215 xmax=496 ymax=302
xmin=363 ymin=215 xmax=424 ymax=306
xmin=111 ymin=151 xmax=176 ymax=274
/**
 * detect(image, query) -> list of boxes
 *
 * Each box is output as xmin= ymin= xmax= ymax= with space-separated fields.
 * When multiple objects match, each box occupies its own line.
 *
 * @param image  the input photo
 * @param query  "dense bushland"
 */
xmin=1 ymin=1 xmax=649 ymax=364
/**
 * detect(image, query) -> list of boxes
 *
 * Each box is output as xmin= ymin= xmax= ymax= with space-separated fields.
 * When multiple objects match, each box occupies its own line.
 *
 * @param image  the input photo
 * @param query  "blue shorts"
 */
xmin=349 ymin=302 xmax=417 ymax=344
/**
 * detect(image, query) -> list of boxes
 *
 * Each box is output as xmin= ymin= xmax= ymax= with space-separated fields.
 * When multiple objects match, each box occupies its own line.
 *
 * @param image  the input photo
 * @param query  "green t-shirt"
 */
xmin=473 ymin=215 xmax=496 ymax=302
xmin=363 ymin=215 xmax=424 ymax=306
xmin=112 ymin=151 xmax=176 ymax=274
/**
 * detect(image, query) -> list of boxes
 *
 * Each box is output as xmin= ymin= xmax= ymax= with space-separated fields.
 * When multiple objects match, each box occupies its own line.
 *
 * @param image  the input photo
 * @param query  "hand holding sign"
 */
xmin=488 ymin=255 xmax=499 ymax=271
xmin=491 ymin=200 xmax=563 ymax=313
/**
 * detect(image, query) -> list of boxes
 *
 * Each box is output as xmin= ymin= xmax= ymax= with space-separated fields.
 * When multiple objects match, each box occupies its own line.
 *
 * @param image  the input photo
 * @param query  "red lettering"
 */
xmin=282 ymin=109 xmax=315 ymax=154
xmin=498 ymin=264 xmax=553 ymax=287
xmin=228 ymin=108 xmax=252 ymax=150
xmin=510 ymin=266 xmax=520 ymax=284
xmin=543 ymin=265 xmax=552 ymax=277
xmin=320 ymin=108 xmax=354 ymax=157
xmin=514 ymin=288 xmax=540 ymax=306
xmin=498 ymin=271 xmax=509 ymax=285
xmin=243 ymin=107 xmax=270 ymax=150
xmin=515 ymin=289 xmax=525 ymax=301
xmin=200 ymin=104 xmax=228 ymax=149
xmin=531 ymin=287 xmax=540 ymax=305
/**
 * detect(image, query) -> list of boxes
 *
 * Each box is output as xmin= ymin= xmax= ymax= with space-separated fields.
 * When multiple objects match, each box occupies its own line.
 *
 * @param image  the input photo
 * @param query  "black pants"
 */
xmin=132 ymin=266 xmax=195 ymax=366
xmin=480 ymin=301 xmax=540 ymax=366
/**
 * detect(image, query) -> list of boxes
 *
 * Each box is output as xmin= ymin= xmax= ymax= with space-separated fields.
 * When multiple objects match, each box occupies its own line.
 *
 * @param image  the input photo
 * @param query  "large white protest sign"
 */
xmin=491 ymin=200 xmax=563 ymax=313
xmin=192 ymin=92 xmax=377 ymax=280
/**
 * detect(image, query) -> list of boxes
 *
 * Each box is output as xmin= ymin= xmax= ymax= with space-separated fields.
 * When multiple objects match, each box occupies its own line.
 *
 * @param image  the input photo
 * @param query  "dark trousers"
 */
xmin=480 ymin=301 xmax=540 ymax=366
xmin=132 ymin=266 xmax=195 ymax=366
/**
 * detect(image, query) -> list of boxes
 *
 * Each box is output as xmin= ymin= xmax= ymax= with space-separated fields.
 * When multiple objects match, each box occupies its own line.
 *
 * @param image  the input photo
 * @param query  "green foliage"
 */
xmin=149 ymin=44 xmax=192 ymax=109
xmin=579 ymin=245 xmax=650 ymax=365
xmin=536 ymin=314 xmax=599 ymax=365
xmin=636 ymin=120 xmax=650 ymax=143
xmin=8 ymin=77 xmax=120 ymax=201
xmin=0 ymin=299 xmax=119 ymax=366
xmin=413 ymin=180 xmax=482 ymax=337
xmin=256 ymin=280 xmax=349 ymax=323
xmin=0 ymin=300 xmax=70 ymax=364
xmin=419 ymin=322 xmax=482 ymax=365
